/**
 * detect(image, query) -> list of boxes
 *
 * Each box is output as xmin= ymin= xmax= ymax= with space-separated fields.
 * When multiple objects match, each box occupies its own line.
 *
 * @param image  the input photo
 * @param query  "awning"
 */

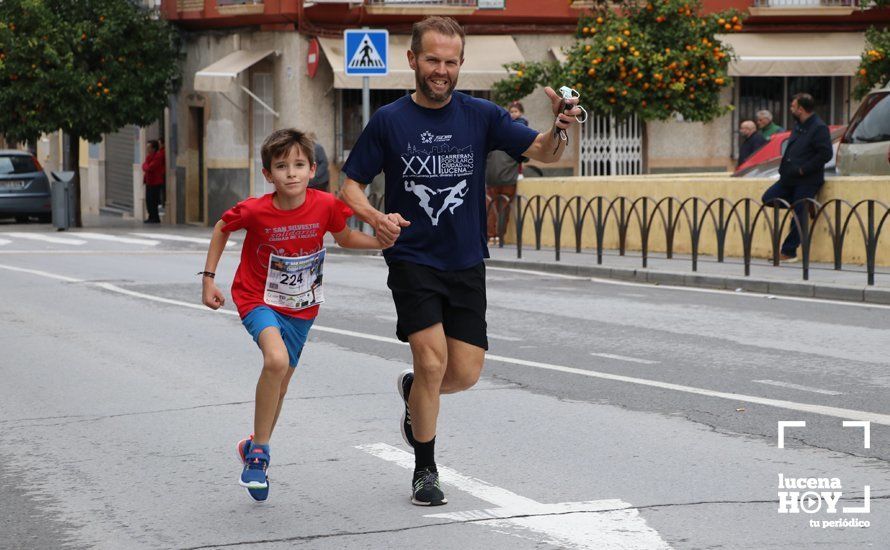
xmin=318 ymin=35 xmax=523 ymax=90
xmin=194 ymin=49 xmax=278 ymax=92
xmin=719 ymin=32 xmax=865 ymax=77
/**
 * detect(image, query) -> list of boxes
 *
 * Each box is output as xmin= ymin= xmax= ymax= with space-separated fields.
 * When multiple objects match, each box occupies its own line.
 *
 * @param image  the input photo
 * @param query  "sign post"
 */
xmin=344 ymin=28 xmax=389 ymax=129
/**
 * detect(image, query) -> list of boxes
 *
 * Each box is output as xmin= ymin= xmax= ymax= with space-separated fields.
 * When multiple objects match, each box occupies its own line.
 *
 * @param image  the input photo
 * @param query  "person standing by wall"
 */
xmin=738 ymin=120 xmax=767 ymax=167
xmin=761 ymin=93 xmax=833 ymax=262
xmin=756 ymin=110 xmax=784 ymax=140
xmin=142 ymin=139 xmax=165 ymax=223
xmin=308 ymin=140 xmax=330 ymax=192
xmin=485 ymin=149 xmax=519 ymax=245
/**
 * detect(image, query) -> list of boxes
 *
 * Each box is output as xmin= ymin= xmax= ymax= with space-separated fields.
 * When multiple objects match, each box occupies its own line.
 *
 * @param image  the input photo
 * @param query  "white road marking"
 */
xmin=74 ymin=232 xmax=160 ymax=246
xmin=0 ymin=238 xmax=10 ymax=246
xmin=753 ymin=379 xmax=843 ymax=396
xmin=0 ymin=263 xmax=83 ymax=282
xmin=4 ymin=263 xmax=890 ymax=426
xmin=375 ymin=314 xmax=399 ymax=322
xmin=3 ymin=232 xmax=86 ymax=245
xmin=591 ymin=352 xmax=659 ymax=365
xmin=488 ymin=333 xmax=523 ymax=342
xmin=358 ymin=443 xmax=671 ymax=550
xmin=129 ymin=232 xmax=237 ymax=247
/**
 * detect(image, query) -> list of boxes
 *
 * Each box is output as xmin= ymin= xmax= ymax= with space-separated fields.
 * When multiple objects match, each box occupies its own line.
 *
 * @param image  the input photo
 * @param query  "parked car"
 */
xmin=837 ymin=85 xmax=890 ymax=176
xmin=733 ymin=125 xmax=846 ymax=178
xmin=0 ymin=150 xmax=52 ymax=223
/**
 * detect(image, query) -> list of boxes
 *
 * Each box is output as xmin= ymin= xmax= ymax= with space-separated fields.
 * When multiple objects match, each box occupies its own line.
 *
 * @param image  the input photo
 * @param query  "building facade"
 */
xmin=155 ymin=0 xmax=889 ymax=226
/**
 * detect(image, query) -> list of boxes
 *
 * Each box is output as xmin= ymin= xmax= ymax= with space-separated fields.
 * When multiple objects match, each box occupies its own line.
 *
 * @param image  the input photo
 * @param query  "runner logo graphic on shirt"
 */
xmin=405 ymin=180 xmax=467 ymax=226
xmin=401 ymin=144 xmax=474 ymax=226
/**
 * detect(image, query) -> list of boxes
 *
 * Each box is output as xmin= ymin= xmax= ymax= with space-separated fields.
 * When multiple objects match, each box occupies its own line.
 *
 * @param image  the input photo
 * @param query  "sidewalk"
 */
xmin=482 ymin=243 xmax=890 ymax=304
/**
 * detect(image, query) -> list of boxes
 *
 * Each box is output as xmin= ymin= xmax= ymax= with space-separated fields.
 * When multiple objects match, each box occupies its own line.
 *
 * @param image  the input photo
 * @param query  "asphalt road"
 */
xmin=1 ymin=226 xmax=888 ymax=549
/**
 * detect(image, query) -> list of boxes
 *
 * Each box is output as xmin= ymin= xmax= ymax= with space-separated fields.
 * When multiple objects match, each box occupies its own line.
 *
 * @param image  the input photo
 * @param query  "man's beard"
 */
xmin=415 ymin=70 xmax=457 ymax=104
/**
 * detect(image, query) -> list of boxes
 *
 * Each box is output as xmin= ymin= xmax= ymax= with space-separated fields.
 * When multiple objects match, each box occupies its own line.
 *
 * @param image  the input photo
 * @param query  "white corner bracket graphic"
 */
xmin=842 ymin=485 xmax=871 ymax=514
xmin=841 ymin=420 xmax=871 ymax=449
xmin=777 ymin=420 xmax=806 ymax=449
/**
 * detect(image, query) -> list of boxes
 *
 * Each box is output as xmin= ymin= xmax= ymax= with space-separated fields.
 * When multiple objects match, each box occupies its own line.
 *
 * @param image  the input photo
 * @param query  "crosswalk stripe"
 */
xmin=75 ymin=232 xmax=160 ymax=246
xmin=3 ymin=232 xmax=86 ymax=245
xmin=129 ymin=232 xmax=236 ymax=247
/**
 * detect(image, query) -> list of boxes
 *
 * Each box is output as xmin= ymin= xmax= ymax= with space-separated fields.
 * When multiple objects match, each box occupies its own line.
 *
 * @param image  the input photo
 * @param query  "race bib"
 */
xmin=263 ymin=249 xmax=325 ymax=310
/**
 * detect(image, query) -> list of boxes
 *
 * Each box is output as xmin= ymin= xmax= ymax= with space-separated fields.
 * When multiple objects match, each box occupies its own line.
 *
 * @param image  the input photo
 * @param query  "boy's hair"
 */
xmin=261 ymin=129 xmax=315 ymax=171
xmin=411 ymin=16 xmax=465 ymax=59
xmin=509 ymin=101 xmax=524 ymax=113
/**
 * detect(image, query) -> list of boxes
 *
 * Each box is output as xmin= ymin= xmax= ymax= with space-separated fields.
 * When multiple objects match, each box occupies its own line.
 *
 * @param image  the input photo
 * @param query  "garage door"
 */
xmin=105 ymin=126 xmax=138 ymax=211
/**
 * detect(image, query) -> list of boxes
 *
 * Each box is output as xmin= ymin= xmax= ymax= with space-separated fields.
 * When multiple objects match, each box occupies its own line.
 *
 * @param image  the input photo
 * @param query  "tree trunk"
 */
xmin=66 ymin=133 xmax=82 ymax=227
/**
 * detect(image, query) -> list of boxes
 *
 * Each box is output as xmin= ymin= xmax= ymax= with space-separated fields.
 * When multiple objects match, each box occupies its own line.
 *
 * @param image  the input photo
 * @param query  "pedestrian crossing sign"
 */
xmin=344 ymin=29 xmax=389 ymax=76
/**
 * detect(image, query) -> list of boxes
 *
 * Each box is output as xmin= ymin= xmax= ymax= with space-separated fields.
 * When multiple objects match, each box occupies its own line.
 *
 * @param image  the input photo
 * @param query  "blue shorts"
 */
xmin=241 ymin=306 xmax=314 ymax=368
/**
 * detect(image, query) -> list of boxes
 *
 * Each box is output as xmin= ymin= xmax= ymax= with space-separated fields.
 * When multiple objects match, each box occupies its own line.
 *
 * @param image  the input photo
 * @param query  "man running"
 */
xmin=340 ymin=16 xmax=583 ymax=506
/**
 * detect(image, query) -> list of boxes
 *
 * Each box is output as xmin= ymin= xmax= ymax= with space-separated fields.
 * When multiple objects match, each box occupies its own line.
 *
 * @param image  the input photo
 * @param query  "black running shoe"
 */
xmin=411 ymin=468 xmax=447 ymax=506
xmin=397 ymin=369 xmax=416 ymax=448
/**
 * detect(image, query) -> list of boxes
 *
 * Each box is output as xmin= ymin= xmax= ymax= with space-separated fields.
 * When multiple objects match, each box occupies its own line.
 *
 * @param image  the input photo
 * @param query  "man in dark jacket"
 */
xmin=738 ymin=120 xmax=767 ymax=167
xmin=761 ymin=93 xmax=833 ymax=261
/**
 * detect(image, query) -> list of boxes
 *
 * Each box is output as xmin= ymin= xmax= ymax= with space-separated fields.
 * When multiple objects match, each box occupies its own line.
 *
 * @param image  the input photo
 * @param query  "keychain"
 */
xmin=552 ymin=86 xmax=588 ymax=153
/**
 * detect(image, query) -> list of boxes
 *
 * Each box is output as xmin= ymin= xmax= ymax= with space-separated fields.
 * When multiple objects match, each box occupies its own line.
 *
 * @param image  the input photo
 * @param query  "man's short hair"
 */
xmin=740 ymin=120 xmax=756 ymax=131
xmin=411 ymin=16 xmax=466 ymax=59
xmin=261 ymin=129 xmax=315 ymax=171
xmin=756 ymin=110 xmax=773 ymax=122
xmin=147 ymin=139 xmax=160 ymax=152
xmin=792 ymin=93 xmax=815 ymax=112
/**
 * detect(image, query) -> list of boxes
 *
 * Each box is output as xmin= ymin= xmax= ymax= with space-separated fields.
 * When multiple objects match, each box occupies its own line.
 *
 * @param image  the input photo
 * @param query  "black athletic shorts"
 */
xmin=386 ymin=261 xmax=488 ymax=350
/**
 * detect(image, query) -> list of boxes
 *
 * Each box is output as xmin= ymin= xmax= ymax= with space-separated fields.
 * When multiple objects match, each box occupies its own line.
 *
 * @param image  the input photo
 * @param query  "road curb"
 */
xmin=483 ymin=257 xmax=887 ymax=305
xmin=326 ymin=248 xmax=886 ymax=306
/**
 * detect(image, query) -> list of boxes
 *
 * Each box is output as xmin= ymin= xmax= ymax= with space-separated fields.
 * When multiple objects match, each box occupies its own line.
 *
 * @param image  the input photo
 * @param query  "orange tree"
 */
xmin=0 ymin=0 xmax=179 ymax=223
xmin=493 ymin=0 xmax=744 ymax=123
xmin=853 ymin=25 xmax=890 ymax=100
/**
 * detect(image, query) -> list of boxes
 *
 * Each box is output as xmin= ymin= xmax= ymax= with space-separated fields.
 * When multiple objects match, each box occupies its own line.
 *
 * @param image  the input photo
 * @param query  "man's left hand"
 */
xmin=544 ymin=86 xmax=583 ymax=131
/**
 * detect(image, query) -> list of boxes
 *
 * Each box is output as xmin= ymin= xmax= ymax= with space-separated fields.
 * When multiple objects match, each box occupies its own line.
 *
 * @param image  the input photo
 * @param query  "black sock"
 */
xmin=414 ymin=436 xmax=436 ymax=472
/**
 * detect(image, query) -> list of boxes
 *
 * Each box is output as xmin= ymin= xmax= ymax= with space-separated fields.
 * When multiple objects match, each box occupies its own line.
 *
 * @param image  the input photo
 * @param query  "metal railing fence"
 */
xmin=352 ymin=193 xmax=888 ymax=285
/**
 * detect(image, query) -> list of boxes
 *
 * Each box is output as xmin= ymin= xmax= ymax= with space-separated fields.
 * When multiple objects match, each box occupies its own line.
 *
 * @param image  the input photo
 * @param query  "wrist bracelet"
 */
xmin=197 ymin=271 xmax=215 ymax=278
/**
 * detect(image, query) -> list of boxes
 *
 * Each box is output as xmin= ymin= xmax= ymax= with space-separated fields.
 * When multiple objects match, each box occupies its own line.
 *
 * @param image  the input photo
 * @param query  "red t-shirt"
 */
xmin=221 ymin=190 xmax=353 ymax=320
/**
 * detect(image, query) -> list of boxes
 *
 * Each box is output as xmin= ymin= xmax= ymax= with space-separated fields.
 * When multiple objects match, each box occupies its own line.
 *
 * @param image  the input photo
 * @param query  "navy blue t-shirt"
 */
xmin=342 ymin=92 xmax=539 ymax=271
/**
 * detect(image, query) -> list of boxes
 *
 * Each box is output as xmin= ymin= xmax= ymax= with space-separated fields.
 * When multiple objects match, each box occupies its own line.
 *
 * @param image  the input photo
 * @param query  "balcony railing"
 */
xmin=753 ymin=0 xmax=856 ymax=7
xmin=363 ymin=0 xmax=478 ymax=14
xmin=365 ymin=0 xmax=476 ymax=6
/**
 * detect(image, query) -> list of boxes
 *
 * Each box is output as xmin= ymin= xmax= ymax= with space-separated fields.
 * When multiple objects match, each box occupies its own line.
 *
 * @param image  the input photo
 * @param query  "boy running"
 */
xmin=201 ymin=129 xmax=382 ymax=501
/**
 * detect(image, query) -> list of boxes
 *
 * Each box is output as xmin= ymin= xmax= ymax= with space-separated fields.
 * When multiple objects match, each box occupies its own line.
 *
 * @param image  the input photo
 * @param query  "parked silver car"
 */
xmin=837 ymin=86 xmax=890 ymax=176
xmin=0 ymin=150 xmax=52 ymax=222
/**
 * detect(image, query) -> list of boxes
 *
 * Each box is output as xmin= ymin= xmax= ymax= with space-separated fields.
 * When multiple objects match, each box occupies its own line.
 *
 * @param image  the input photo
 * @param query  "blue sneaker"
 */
xmin=239 ymin=443 xmax=269 ymax=490
xmin=235 ymin=435 xmax=253 ymax=465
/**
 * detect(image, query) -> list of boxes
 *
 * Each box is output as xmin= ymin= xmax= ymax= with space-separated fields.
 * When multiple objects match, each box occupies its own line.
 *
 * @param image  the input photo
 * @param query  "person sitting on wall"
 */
xmin=760 ymin=93 xmax=833 ymax=263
